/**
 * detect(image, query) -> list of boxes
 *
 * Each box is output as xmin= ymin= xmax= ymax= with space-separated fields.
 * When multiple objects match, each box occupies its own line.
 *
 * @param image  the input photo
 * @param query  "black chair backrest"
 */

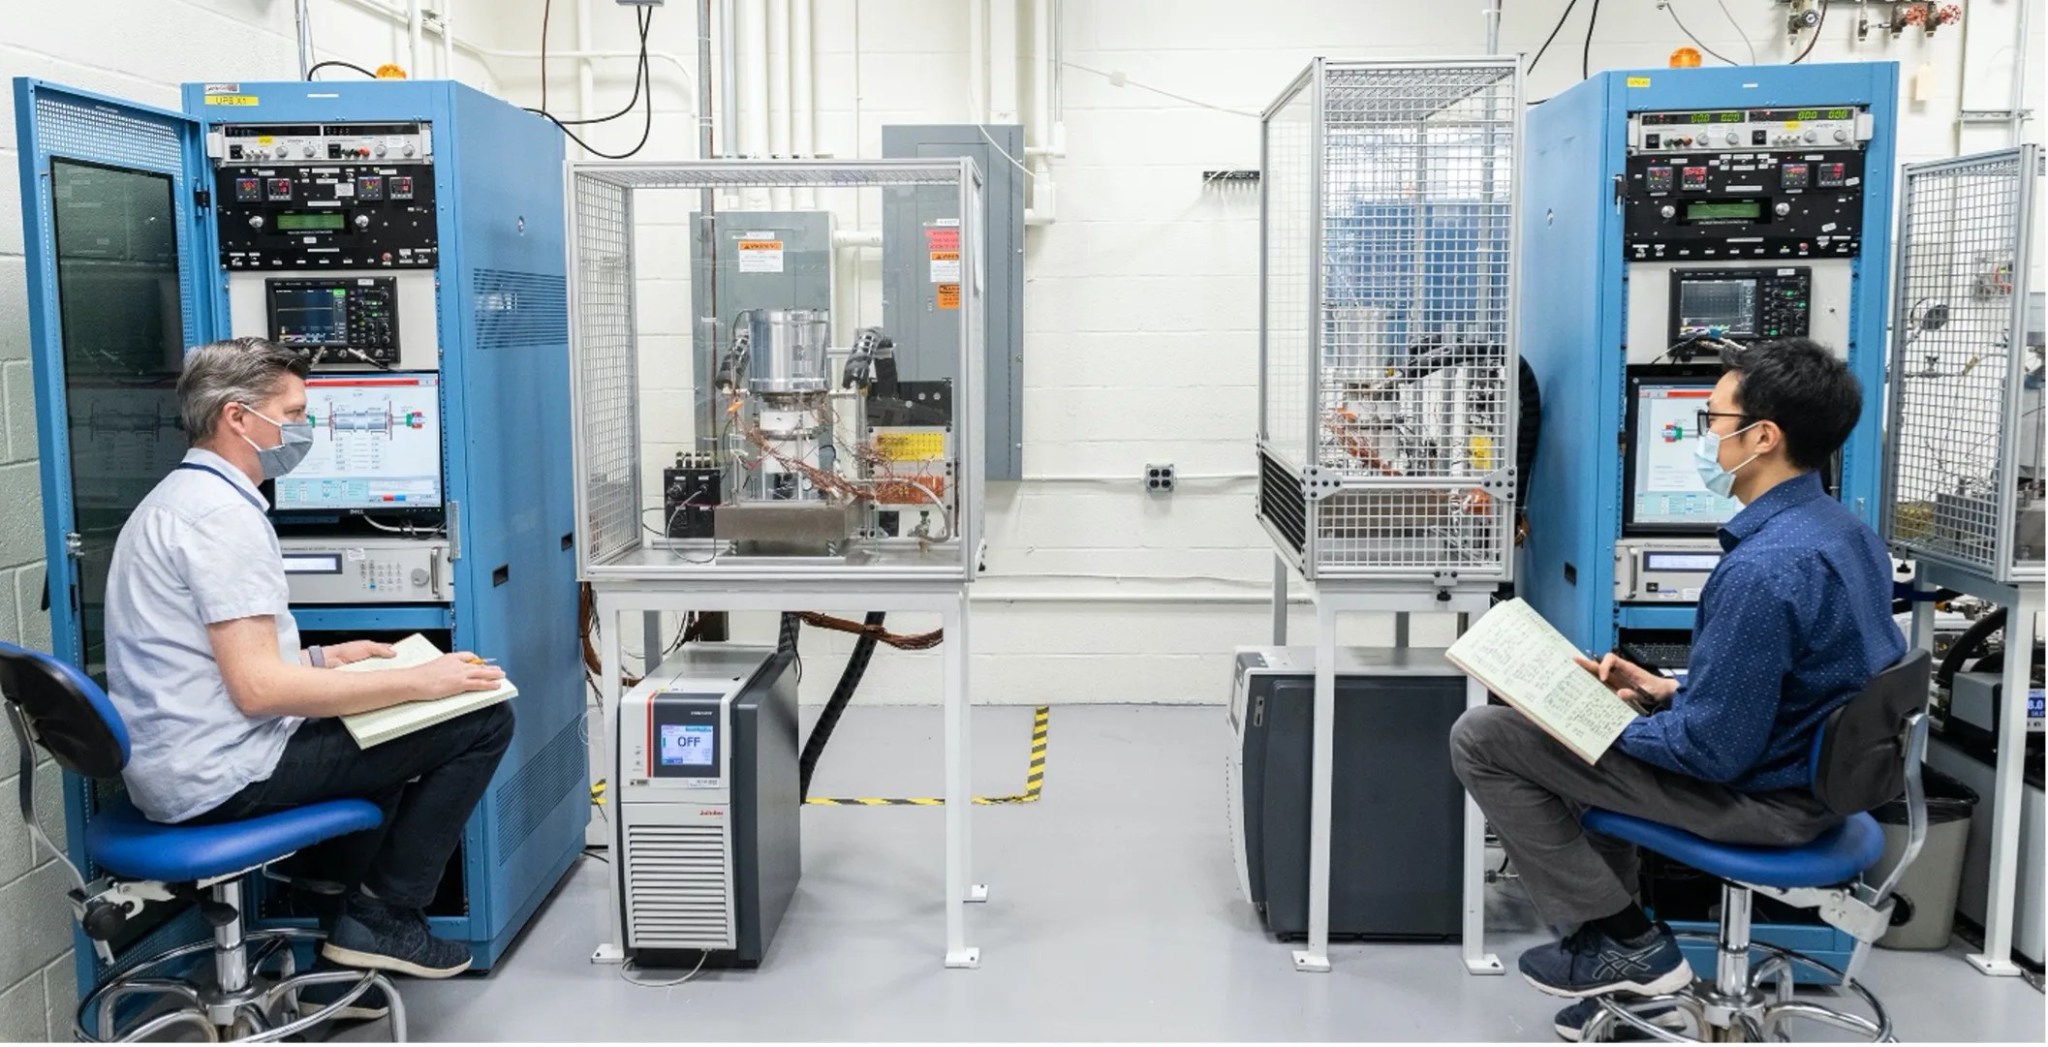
xmin=1812 ymin=649 xmax=1933 ymax=817
xmin=0 ymin=642 xmax=130 ymax=780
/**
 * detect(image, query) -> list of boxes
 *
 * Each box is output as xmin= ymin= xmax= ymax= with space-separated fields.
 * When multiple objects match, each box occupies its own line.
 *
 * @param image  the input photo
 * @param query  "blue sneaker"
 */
xmin=1519 ymin=923 xmax=1692 ymax=999
xmin=1553 ymin=997 xmax=1686 ymax=1042
xmin=321 ymin=895 xmax=471 ymax=979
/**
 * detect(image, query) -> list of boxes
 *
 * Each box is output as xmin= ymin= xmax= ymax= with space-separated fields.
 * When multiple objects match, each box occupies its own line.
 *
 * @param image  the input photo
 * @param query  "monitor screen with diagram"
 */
xmin=1623 ymin=372 xmax=1743 ymax=534
xmin=273 ymin=372 xmax=444 ymax=512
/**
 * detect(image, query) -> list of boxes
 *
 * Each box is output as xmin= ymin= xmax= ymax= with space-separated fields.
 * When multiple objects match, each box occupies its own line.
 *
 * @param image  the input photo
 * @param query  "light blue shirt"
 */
xmin=104 ymin=448 xmax=303 ymax=823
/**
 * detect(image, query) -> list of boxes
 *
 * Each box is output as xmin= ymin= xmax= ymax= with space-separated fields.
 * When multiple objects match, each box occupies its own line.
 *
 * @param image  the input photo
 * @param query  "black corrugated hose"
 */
xmin=797 ymin=611 xmax=887 ymax=800
xmin=1936 ymin=608 xmax=2008 ymax=689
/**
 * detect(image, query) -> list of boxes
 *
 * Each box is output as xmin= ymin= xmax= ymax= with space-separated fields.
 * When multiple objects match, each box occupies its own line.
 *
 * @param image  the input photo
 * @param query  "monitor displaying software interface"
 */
xmin=274 ymin=373 xmax=443 ymax=511
xmin=1626 ymin=376 xmax=1742 ymax=533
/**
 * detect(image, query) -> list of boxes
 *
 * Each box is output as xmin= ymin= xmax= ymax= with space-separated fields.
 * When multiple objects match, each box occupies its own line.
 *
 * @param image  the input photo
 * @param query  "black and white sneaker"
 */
xmin=1519 ymin=922 xmax=1692 ymax=999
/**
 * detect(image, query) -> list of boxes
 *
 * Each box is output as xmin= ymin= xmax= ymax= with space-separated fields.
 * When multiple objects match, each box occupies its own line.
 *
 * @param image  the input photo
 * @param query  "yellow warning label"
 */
xmin=1469 ymin=435 xmax=1497 ymax=471
xmin=204 ymin=96 xmax=261 ymax=106
xmin=1625 ymin=76 xmax=1652 ymax=89
xmin=875 ymin=431 xmax=946 ymax=462
xmin=936 ymin=282 xmax=960 ymax=310
xmin=1782 ymin=120 xmax=1802 ymax=130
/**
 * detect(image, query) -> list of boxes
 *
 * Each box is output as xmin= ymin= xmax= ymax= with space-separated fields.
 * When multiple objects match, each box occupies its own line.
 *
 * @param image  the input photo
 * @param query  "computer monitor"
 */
xmin=1623 ymin=369 xmax=1742 ymax=535
xmin=274 ymin=372 xmax=443 ymax=513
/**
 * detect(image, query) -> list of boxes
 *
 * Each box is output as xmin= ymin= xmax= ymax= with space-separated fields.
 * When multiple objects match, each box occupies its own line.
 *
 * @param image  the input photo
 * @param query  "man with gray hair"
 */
xmin=104 ymin=337 xmax=511 ymax=1000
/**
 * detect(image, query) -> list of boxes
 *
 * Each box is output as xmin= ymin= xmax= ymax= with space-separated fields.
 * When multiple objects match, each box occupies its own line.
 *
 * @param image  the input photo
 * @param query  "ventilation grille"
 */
xmin=624 ymin=823 xmax=734 ymax=948
xmin=494 ymin=717 xmax=586 ymax=864
xmin=1259 ymin=450 xmax=1307 ymax=555
xmin=34 ymin=93 xmax=183 ymax=172
xmin=472 ymin=269 xmax=567 ymax=350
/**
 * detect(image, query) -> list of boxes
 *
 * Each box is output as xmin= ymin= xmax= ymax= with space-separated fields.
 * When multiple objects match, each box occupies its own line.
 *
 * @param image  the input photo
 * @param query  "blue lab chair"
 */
xmin=1577 ymin=650 xmax=1933 ymax=1043
xmin=0 ymin=641 xmax=407 ymax=1042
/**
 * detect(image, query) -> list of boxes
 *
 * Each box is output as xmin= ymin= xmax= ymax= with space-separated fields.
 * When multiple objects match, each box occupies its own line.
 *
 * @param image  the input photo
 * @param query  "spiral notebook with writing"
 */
xmin=336 ymin=633 xmax=518 ymax=749
xmin=1444 ymin=599 xmax=1639 ymax=764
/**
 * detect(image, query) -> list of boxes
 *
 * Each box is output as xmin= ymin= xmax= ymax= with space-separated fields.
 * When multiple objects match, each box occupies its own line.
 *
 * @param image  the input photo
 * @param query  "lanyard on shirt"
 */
xmin=175 ymin=463 xmax=266 ymax=512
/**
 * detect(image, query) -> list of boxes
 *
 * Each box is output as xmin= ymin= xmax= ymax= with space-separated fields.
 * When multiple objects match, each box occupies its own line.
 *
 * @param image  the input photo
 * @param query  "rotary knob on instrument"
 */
xmin=1725 ymin=132 xmax=1739 ymax=146
xmin=354 ymin=214 xmax=371 ymax=231
xmin=1775 ymin=202 xmax=1792 ymax=217
xmin=1833 ymin=128 xmax=1849 ymax=143
xmin=1660 ymin=204 xmax=1676 ymax=219
xmin=247 ymin=215 xmax=265 ymax=230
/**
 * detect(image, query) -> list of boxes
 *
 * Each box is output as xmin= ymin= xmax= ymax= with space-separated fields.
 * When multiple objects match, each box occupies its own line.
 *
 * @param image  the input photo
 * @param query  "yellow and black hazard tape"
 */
xmin=807 ymin=706 xmax=1049 ymax=807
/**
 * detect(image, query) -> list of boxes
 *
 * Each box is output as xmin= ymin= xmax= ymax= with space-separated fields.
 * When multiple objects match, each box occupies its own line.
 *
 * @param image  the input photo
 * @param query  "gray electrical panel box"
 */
xmin=688 ymin=210 xmax=834 ymax=440
xmin=882 ymin=124 xmax=1026 ymax=481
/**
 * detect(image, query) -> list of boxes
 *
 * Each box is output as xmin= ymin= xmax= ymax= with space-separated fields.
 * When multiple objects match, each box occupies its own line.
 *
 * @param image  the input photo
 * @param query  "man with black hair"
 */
xmin=1449 ymin=339 xmax=1906 ymax=1039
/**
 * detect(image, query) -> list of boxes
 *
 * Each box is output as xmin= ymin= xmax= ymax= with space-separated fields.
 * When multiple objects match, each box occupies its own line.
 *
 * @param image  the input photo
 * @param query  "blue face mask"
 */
xmin=1693 ymin=422 xmax=1761 ymax=500
xmin=238 ymin=404 xmax=314 ymax=480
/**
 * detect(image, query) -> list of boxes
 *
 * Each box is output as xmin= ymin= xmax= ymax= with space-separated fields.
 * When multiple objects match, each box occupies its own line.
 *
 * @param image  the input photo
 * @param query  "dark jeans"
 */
xmin=1449 ymin=704 xmax=1839 ymax=929
xmin=187 ymin=703 xmax=515 ymax=911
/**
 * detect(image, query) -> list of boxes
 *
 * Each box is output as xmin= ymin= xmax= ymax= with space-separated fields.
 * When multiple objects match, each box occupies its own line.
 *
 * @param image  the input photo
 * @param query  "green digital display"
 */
xmin=1645 ymin=111 xmax=1745 ymax=126
xmin=276 ymin=212 xmax=345 ymax=232
xmin=1791 ymin=108 xmax=1855 ymax=122
xmin=1684 ymin=200 xmax=1764 ymax=222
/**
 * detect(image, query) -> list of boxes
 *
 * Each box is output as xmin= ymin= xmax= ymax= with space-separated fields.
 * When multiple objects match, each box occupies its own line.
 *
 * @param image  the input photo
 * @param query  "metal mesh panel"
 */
xmin=1262 ymin=59 xmax=1520 ymax=580
xmin=1885 ymin=148 xmax=2041 ymax=584
xmin=1262 ymin=83 xmax=1314 ymax=470
xmin=572 ymin=175 xmax=641 ymax=566
xmin=566 ymin=160 xmax=984 ymax=582
xmin=33 ymin=93 xmax=184 ymax=172
xmin=30 ymin=92 xmax=202 ymax=354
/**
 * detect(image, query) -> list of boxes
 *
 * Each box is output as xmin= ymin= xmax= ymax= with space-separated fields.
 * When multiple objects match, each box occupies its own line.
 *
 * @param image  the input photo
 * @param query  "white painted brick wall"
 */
xmin=0 ymin=0 xmax=514 ymax=1031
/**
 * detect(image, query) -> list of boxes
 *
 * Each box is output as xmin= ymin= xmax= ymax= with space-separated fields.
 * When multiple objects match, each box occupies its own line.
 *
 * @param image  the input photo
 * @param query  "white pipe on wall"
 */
xmin=721 ymin=0 xmax=739 ymax=157
xmin=768 ymin=0 xmax=792 ymax=209
xmin=1023 ymin=0 xmax=1060 ymax=226
xmin=741 ymin=0 xmax=771 ymax=207
xmin=990 ymin=0 xmax=1020 ymax=124
xmin=794 ymin=0 xmax=815 ymax=206
xmin=438 ymin=0 xmax=454 ymax=77
xmin=577 ymin=0 xmax=596 ymax=131
xmin=408 ymin=0 xmax=424 ymax=77
xmin=967 ymin=0 xmax=987 ymax=122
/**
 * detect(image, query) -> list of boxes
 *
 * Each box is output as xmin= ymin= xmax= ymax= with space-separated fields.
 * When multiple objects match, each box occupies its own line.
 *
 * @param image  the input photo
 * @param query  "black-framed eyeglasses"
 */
xmin=1695 ymin=409 xmax=1753 ymax=434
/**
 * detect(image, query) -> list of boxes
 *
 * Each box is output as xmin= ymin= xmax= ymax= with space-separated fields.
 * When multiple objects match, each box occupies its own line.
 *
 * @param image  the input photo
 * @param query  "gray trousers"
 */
xmin=1449 ymin=704 xmax=1839 ymax=928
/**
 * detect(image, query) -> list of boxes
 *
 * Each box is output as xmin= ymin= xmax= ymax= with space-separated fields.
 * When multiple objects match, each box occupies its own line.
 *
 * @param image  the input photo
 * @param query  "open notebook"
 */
xmin=1444 ymin=599 xmax=1640 ymax=764
xmin=336 ymin=633 xmax=518 ymax=749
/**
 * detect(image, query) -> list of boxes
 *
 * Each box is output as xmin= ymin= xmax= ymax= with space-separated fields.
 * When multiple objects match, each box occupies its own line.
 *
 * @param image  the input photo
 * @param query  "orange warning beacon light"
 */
xmin=1669 ymin=47 xmax=1703 ymax=69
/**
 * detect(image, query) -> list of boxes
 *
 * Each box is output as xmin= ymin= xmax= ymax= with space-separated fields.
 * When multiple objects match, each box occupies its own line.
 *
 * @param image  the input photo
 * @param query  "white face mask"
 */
xmin=1693 ymin=422 xmax=1762 ymax=500
xmin=238 ymin=404 xmax=315 ymax=479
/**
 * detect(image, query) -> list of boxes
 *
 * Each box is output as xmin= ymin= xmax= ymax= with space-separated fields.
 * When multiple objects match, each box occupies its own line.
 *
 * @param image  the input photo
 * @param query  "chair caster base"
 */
xmin=76 ymin=928 xmax=408 ymax=1043
xmin=1582 ymin=936 xmax=1892 ymax=1044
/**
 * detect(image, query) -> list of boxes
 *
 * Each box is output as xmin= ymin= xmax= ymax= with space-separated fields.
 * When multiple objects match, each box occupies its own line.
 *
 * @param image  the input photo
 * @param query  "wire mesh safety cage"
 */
xmin=565 ymin=159 xmax=986 ymax=583
xmin=1884 ymin=146 xmax=2042 ymax=585
xmin=1258 ymin=58 xmax=1522 ymax=583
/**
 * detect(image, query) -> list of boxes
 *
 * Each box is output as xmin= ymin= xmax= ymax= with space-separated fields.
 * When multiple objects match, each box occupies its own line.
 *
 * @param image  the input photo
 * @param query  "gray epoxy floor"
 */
xmin=373 ymin=706 xmax=2046 ymax=1042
